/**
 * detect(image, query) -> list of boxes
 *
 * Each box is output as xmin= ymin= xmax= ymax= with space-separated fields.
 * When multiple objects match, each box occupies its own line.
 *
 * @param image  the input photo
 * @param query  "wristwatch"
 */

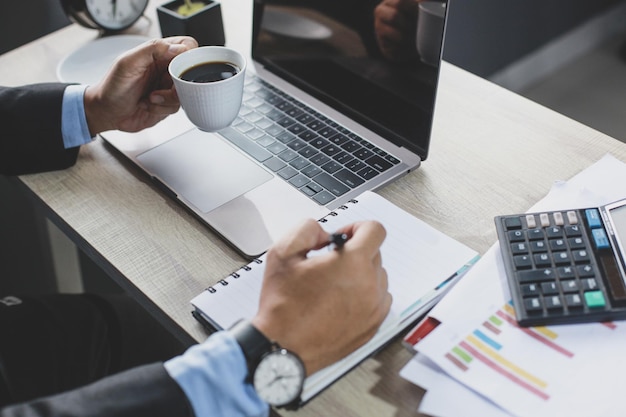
xmin=229 ymin=320 xmax=305 ymax=409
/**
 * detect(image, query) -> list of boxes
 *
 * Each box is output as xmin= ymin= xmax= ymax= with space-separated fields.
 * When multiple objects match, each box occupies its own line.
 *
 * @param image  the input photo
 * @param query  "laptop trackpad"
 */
xmin=137 ymin=129 xmax=272 ymax=213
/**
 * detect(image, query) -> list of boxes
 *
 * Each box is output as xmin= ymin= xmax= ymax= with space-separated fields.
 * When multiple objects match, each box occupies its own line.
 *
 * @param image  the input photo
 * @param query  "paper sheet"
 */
xmin=402 ymin=154 xmax=626 ymax=417
xmin=400 ymin=353 xmax=513 ymax=417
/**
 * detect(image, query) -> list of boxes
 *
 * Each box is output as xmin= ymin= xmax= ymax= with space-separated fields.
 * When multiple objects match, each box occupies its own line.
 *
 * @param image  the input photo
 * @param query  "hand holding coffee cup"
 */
xmin=169 ymin=46 xmax=246 ymax=131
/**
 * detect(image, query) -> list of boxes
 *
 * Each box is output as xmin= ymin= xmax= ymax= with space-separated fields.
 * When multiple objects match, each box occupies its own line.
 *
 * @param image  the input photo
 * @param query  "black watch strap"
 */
xmin=229 ymin=320 xmax=274 ymax=380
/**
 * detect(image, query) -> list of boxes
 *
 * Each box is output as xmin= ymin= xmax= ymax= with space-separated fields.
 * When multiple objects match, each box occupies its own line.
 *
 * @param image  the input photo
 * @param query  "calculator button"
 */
xmin=530 ymin=241 xmax=547 ymax=252
xmin=581 ymin=277 xmax=598 ymax=290
xmin=549 ymin=238 xmax=567 ymax=251
xmin=552 ymin=252 xmax=571 ymax=266
xmin=561 ymin=280 xmax=579 ymax=293
xmin=565 ymin=294 xmax=583 ymax=308
xmin=541 ymin=282 xmax=559 ymax=295
xmin=553 ymin=212 xmax=564 ymax=226
xmin=568 ymin=237 xmax=585 ymax=249
xmin=504 ymin=217 xmax=523 ymax=230
xmin=546 ymin=226 xmax=563 ymax=238
xmin=540 ymin=213 xmax=550 ymax=227
xmin=572 ymin=249 xmax=590 ymax=264
xmin=557 ymin=266 xmax=576 ymax=279
xmin=513 ymin=255 xmax=533 ymax=269
xmin=544 ymin=296 xmax=563 ymax=310
xmin=507 ymin=230 xmax=525 ymax=242
xmin=577 ymin=265 xmax=594 ymax=278
xmin=591 ymin=228 xmax=610 ymax=250
xmin=584 ymin=291 xmax=606 ymax=309
xmin=565 ymin=225 xmax=582 ymax=237
xmin=523 ymin=297 xmax=543 ymax=311
xmin=526 ymin=214 xmax=537 ymax=228
xmin=566 ymin=211 xmax=578 ymax=224
xmin=527 ymin=229 xmax=545 ymax=240
xmin=533 ymin=253 xmax=552 ymax=267
xmin=511 ymin=242 xmax=528 ymax=255
xmin=585 ymin=209 xmax=602 ymax=229
xmin=518 ymin=268 xmax=556 ymax=283
xmin=521 ymin=283 xmax=540 ymax=296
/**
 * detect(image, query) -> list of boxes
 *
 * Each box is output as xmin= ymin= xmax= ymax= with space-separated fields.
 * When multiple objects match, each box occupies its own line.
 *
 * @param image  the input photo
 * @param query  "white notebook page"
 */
xmin=191 ymin=190 xmax=478 ymax=401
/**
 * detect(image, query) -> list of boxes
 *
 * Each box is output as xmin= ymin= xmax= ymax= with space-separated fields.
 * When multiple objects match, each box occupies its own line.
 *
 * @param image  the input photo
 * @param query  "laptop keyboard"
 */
xmin=220 ymin=76 xmax=401 ymax=205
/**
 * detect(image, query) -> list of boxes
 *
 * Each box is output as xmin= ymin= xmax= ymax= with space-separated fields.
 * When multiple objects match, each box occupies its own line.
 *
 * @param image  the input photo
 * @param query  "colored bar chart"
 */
xmin=426 ymin=298 xmax=621 ymax=416
xmin=444 ymin=302 xmax=571 ymax=400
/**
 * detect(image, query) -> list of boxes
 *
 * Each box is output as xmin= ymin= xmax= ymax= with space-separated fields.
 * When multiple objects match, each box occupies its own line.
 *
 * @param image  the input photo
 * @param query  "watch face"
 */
xmin=86 ymin=0 xmax=148 ymax=30
xmin=253 ymin=349 xmax=305 ymax=407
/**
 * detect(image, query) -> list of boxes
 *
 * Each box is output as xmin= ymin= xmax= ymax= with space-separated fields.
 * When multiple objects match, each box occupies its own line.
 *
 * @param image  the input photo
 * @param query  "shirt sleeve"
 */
xmin=61 ymin=84 xmax=94 ymax=149
xmin=164 ymin=331 xmax=269 ymax=417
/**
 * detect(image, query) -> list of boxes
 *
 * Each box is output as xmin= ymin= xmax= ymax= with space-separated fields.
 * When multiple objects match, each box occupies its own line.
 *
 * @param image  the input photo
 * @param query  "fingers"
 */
xmin=131 ymin=36 xmax=197 ymax=65
xmin=150 ymin=36 xmax=199 ymax=62
xmin=340 ymin=220 xmax=387 ymax=257
xmin=389 ymin=0 xmax=421 ymax=13
xmin=110 ymin=36 xmax=197 ymax=85
xmin=126 ymin=38 xmax=196 ymax=115
xmin=374 ymin=0 xmax=420 ymax=62
xmin=270 ymin=219 xmax=330 ymax=261
xmin=335 ymin=220 xmax=390 ymax=319
xmin=377 ymin=0 xmax=419 ymax=25
xmin=269 ymin=219 xmax=386 ymax=259
xmin=149 ymin=86 xmax=180 ymax=107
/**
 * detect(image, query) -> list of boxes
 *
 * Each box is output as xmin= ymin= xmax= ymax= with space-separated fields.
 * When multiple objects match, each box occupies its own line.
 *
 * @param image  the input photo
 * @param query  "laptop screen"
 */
xmin=251 ymin=0 xmax=447 ymax=160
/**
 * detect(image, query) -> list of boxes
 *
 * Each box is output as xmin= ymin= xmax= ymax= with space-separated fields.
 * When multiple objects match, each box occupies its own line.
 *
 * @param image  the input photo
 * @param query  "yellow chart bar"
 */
xmin=466 ymin=334 xmax=548 ymax=389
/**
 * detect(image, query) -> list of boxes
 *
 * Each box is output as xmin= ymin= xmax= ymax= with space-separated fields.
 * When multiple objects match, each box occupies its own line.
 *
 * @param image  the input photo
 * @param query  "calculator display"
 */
xmin=604 ymin=201 xmax=626 ymax=287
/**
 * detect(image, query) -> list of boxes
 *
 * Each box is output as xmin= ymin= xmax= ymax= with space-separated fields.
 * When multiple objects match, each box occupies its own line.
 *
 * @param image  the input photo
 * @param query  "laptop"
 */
xmin=102 ymin=0 xmax=449 ymax=258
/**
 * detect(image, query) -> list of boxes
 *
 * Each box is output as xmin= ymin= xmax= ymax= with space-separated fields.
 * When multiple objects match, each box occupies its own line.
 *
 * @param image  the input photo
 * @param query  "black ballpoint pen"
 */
xmin=328 ymin=232 xmax=349 ymax=250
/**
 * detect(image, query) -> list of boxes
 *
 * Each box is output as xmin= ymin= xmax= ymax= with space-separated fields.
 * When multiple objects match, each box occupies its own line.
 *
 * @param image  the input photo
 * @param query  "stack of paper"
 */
xmin=401 ymin=154 xmax=626 ymax=417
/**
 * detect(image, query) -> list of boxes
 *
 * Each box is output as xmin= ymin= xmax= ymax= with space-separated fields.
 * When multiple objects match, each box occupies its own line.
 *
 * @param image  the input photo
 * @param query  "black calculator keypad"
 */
xmin=495 ymin=208 xmax=625 ymax=326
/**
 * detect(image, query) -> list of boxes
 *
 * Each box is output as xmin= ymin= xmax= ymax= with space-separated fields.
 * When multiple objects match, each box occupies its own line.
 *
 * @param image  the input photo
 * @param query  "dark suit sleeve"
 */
xmin=0 ymin=363 xmax=195 ymax=417
xmin=0 ymin=84 xmax=81 ymax=176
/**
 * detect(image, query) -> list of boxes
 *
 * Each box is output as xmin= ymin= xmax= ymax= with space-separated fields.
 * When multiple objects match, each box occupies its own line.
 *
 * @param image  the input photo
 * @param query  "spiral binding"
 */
xmin=205 ymin=258 xmax=264 ymax=293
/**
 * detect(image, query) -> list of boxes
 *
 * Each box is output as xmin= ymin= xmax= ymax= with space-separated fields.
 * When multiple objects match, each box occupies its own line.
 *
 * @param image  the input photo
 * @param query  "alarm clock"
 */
xmin=61 ymin=0 xmax=149 ymax=32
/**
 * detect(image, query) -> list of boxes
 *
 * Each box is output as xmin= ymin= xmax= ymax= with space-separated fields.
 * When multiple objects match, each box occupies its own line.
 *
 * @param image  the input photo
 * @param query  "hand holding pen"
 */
xmin=253 ymin=219 xmax=391 ymax=376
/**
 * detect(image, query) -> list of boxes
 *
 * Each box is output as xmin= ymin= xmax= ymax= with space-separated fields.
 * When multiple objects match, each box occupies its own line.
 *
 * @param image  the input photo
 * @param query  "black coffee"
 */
xmin=180 ymin=61 xmax=239 ymax=83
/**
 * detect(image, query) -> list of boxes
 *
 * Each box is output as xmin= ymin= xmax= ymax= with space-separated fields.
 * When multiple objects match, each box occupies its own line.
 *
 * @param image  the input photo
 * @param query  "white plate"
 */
xmin=262 ymin=8 xmax=332 ymax=40
xmin=57 ymin=35 xmax=151 ymax=85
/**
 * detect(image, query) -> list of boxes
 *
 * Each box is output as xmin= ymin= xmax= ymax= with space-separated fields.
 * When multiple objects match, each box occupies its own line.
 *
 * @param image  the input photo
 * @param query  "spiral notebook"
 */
xmin=191 ymin=191 xmax=479 ymax=404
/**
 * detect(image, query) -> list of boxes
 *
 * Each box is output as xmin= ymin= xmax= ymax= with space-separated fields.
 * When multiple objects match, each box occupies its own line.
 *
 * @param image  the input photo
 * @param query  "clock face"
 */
xmin=253 ymin=349 xmax=305 ymax=407
xmin=85 ymin=0 xmax=149 ymax=30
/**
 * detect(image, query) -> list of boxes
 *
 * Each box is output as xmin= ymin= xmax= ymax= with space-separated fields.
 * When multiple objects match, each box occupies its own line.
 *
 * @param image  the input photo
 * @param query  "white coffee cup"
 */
xmin=416 ymin=1 xmax=446 ymax=67
xmin=169 ymin=46 xmax=247 ymax=132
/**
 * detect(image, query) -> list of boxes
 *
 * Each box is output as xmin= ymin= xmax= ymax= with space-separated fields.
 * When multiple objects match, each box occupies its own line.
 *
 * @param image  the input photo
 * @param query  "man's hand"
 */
xmin=83 ymin=36 xmax=198 ymax=135
xmin=374 ymin=0 xmax=421 ymax=62
xmin=252 ymin=219 xmax=392 ymax=376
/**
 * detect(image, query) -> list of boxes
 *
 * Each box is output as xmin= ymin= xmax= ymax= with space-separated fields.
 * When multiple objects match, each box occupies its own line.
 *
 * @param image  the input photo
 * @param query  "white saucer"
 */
xmin=262 ymin=8 xmax=332 ymax=40
xmin=57 ymin=35 xmax=151 ymax=85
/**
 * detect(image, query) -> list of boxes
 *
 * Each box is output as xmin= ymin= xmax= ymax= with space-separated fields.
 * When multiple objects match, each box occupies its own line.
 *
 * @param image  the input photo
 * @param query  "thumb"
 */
xmin=151 ymin=36 xmax=198 ymax=62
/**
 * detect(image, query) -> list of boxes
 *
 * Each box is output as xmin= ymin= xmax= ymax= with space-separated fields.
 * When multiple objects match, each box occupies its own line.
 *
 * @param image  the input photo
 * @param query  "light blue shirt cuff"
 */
xmin=61 ymin=84 xmax=93 ymax=149
xmin=164 ymin=331 xmax=269 ymax=417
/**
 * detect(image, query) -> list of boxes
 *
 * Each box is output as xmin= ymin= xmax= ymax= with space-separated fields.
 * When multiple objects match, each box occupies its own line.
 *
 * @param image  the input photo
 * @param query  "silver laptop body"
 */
xmin=103 ymin=0 xmax=448 ymax=258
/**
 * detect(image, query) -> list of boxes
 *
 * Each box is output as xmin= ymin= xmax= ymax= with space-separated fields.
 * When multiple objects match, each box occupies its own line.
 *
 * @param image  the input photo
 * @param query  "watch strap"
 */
xmin=229 ymin=320 xmax=274 ymax=381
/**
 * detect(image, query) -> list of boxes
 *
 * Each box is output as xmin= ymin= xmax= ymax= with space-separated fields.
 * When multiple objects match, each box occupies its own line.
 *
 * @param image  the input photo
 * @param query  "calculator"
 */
xmin=495 ymin=198 xmax=626 ymax=326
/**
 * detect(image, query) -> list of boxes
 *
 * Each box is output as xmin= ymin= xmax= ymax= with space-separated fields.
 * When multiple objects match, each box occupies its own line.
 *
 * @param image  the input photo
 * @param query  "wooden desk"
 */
xmin=3 ymin=1 xmax=626 ymax=416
